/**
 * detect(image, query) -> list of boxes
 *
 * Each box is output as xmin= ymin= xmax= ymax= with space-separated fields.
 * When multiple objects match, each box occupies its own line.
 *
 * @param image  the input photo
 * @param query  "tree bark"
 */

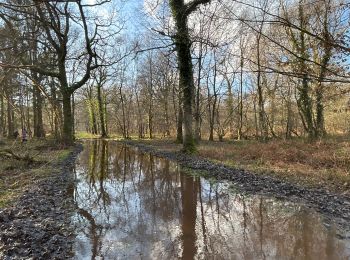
xmin=6 ymin=89 xmax=14 ymax=138
xmin=62 ymin=88 xmax=74 ymax=145
xmin=225 ymin=75 xmax=234 ymax=139
xmin=194 ymin=41 xmax=203 ymax=143
xmin=177 ymin=105 xmax=184 ymax=143
xmin=238 ymin=47 xmax=244 ymax=140
xmin=0 ymin=89 xmax=4 ymax=137
xmin=97 ymin=83 xmax=107 ymax=138
xmin=32 ymin=78 xmax=45 ymax=138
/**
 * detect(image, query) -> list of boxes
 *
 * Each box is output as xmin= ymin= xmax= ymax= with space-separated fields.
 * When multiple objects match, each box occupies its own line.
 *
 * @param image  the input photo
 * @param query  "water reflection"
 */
xmin=73 ymin=140 xmax=350 ymax=259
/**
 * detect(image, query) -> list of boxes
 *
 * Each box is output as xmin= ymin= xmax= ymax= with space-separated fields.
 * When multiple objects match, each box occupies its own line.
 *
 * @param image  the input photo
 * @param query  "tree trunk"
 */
xmin=172 ymin=82 xmax=179 ymax=139
xmin=104 ymin=94 xmax=108 ymax=136
xmin=148 ymin=55 xmax=154 ymax=139
xmin=170 ymin=0 xmax=197 ymax=153
xmin=225 ymin=76 xmax=234 ymax=139
xmin=6 ymin=92 xmax=14 ymax=138
xmin=207 ymin=72 xmax=214 ymax=141
xmin=194 ymin=42 xmax=203 ymax=143
xmin=208 ymin=63 xmax=218 ymax=142
xmin=62 ymin=89 xmax=74 ymax=145
xmin=179 ymin=44 xmax=195 ymax=151
xmin=298 ymin=70 xmax=314 ymax=139
xmin=315 ymin=28 xmax=331 ymax=138
xmin=135 ymin=90 xmax=144 ymax=139
xmin=33 ymin=81 xmax=46 ymax=138
xmin=164 ymin=98 xmax=170 ymax=136
xmin=0 ymin=91 xmax=4 ymax=137
xmin=119 ymin=87 xmax=127 ymax=139
xmin=50 ymin=81 xmax=61 ymax=139
xmin=148 ymin=108 xmax=153 ymax=139
xmin=285 ymin=84 xmax=293 ymax=139
xmin=72 ymin=93 xmax=75 ymax=136
xmin=87 ymin=88 xmax=97 ymax=135
xmin=238 ymin=50 xmax=244 ymax=140
xmin=253 ymin=95 xmax=259 ymax=138
xmin=212 ymin=60 xmax=218 ymax=141
xmin=256 ymin=34 xmax=268 ymax=141
xmin=97 ymin=83 xmax=107 ymax=138
xmin=177 ymin=105 xmax=183 ymax=143
xmin=295 ymin=1 xmax=315 ymax=140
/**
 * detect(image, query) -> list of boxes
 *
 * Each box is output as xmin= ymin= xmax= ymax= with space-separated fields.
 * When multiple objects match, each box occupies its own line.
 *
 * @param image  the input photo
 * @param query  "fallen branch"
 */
xmin=0 ymin=149 xmax=35 ymax=164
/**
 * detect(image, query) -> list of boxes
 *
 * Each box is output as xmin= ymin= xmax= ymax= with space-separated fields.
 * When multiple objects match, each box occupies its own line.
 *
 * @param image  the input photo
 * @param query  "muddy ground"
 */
xmin=0 ymin=144 xmax=82 ymax=260
xmin=120 ymin=140 xmax=350 ymax=236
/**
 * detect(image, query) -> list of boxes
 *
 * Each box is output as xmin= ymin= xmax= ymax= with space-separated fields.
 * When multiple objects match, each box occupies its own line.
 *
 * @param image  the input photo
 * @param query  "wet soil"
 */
xmin=120 ymin=140 xmax=350 ymax=234
xmin=0 ymin=144 xmax=82 ymax=260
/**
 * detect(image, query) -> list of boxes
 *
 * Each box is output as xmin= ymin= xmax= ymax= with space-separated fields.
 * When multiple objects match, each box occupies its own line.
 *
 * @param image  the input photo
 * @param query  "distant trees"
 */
xmin=74 ymin=0 xmax=349 ymax=143
xmin=1 ymin=0 xmax=349 ymax=147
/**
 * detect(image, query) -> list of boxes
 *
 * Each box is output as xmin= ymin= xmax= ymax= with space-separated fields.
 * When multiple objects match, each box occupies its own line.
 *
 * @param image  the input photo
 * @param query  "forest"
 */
xmin=0 ymin=0 xmax=350 ymax=259
xmin=0 ymin=0 xmax=349 ymax=148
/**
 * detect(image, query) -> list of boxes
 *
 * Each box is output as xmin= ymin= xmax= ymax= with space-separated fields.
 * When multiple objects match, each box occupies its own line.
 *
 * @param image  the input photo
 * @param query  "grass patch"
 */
xmin=75 ymin=132 xmax=101 ymax=139
xmin=0 ymin=138 xmax=72 ymax=208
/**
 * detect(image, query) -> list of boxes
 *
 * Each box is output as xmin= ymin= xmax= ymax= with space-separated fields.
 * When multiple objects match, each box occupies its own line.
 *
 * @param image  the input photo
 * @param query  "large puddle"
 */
xmin=72 ymin=140 xmax=350 ymax=259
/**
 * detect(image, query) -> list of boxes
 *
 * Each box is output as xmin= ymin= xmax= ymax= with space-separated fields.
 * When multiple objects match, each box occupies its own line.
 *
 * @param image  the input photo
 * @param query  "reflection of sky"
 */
xmin=73 ymin=144 xmax=183 ymax=259
xmin=73 ymin=141 xmax=350 ymax=260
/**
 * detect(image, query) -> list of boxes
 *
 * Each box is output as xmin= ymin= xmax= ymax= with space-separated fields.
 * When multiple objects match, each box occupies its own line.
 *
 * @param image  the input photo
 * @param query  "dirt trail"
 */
xmin=0 ymin=144 xmax=82 ymax=260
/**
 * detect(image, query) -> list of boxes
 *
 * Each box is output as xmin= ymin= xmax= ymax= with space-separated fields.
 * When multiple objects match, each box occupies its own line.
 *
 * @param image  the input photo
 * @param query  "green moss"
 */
xmin=181 ymin=138 xmax=197 ymax=154
xmin=56 ymin=149 xmax=72 ymax=162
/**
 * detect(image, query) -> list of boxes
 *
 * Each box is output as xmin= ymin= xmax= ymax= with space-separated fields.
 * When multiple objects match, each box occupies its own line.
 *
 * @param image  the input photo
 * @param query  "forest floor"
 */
xmin=0 ymin=139 xmax=81 ymax=259
xmin=119 ymin=135 xmax=350 ymax=194
xmin=0 ymin=139 xmax=72 ymax=207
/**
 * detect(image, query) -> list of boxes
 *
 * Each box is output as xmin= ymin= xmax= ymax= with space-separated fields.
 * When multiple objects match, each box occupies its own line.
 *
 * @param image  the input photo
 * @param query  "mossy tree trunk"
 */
xmin=285 ymin=0 xmax=333 ymax=141
xmin=169 ymin=0 xmax=211 ymax=153
xmin=177 ymin=104 xmax=184 ymax=143
xmin=315 ymin=7 xmax=332 ymax=138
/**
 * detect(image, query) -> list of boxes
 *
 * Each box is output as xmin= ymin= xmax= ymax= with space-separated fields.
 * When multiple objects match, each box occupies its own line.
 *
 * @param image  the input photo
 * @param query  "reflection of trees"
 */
xmin=197 ymin=188 xmax=348 ymax=260
xmin=73 ymin=140 xmax=349 ymax=260
xmin=180 ymin=174 xmax=198 ymax=260
xmin=73 ymin=140 xmax=113 ymax=258
xmin=81 ymin=140 xmax=111 ymax=214
xmin=97 ymin=140 xmax=110 ymax=213
xmin=77 ymin=207 xmax=103 ymax=259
